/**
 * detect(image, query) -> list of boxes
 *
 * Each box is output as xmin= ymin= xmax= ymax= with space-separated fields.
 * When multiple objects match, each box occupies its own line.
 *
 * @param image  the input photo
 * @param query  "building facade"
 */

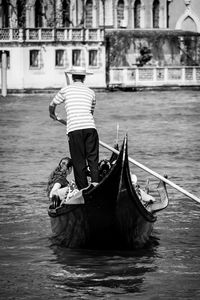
xmin=1 ymin=0 xmax=200 ymax=91
xmin=1 ymin=1 xmax=200 ymax=32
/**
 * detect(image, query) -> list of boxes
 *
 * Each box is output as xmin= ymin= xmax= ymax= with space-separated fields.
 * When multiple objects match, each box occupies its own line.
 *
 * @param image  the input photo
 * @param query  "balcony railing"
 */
xmin=109 ymin=66 xmax=200 ymax=87
xmin=0 ymin=28 xmax=104 ymax=42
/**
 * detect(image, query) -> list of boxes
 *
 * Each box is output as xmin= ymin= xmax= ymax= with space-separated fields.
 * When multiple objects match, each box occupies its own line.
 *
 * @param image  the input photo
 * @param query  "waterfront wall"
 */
xmin=1 ymin=28 xmax=200 ymax=92
xmin=109 ymin=66 xmax=200 ymax=88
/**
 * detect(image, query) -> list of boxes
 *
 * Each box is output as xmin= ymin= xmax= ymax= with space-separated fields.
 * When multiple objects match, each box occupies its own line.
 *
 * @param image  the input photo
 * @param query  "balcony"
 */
xmin=0 ymin=27 xmax=104 ymax=43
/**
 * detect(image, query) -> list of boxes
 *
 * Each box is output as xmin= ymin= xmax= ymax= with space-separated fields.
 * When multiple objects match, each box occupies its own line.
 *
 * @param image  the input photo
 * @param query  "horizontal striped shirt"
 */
xmin=52 ymin=82 xmax=96 ymax=134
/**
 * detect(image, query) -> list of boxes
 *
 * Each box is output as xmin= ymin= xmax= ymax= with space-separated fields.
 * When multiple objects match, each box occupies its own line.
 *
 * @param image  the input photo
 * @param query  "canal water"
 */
xmin=0 ymin=90 xmax=199 ymax=299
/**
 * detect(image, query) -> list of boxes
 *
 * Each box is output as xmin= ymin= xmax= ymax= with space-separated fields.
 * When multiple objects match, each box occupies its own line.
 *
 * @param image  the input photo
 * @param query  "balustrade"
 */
xmin=0 ymin=28 xmax=104 ymax=42
xmin=109 ymin=67 xmax=200 ymax=87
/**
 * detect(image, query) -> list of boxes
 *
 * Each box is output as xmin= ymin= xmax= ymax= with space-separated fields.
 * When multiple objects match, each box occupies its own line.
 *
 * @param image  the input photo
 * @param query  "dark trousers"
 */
xmin=68 ymin=128 xmax=99 ymax=190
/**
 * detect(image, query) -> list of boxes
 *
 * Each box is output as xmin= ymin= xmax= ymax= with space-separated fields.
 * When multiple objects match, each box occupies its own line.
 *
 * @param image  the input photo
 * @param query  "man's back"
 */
xmin=53 ymin=82 xmax=96 ymax=134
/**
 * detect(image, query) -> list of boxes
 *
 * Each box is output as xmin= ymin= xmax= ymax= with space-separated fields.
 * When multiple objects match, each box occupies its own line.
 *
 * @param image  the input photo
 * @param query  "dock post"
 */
xmin=1 ymin=52 xmax=7 ymax=97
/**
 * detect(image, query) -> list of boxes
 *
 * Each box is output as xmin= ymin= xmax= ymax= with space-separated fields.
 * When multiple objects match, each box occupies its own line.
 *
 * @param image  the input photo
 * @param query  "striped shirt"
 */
xmin=52 ymin=82 xmax=96 ymax=134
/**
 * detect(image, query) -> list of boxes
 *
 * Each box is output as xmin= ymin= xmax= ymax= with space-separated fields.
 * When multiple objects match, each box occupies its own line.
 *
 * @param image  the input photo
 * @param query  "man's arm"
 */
xmin=49 ymin=100 xmax=67 ymax=125
xmin=49 ymin=101 xmax=57 ymax=120
xmin=91 ymin=92 xmax=96 ymax=115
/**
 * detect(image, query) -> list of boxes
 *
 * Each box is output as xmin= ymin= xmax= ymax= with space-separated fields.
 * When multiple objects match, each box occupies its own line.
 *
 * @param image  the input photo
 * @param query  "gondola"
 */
xmin=48 ymin=136 xmax=168 ymax=250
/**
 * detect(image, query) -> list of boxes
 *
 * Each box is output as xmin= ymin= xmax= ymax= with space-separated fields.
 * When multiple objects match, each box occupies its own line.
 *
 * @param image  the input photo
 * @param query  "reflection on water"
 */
xmin=49 ymin=246 xmax=158 ymax=299
xmin=0 ymin=90 xmax=200 ymax=299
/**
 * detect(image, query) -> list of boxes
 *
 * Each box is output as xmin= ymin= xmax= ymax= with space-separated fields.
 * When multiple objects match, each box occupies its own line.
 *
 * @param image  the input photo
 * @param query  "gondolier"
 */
xmin=49 ymin=67 xmax=99 ymax=190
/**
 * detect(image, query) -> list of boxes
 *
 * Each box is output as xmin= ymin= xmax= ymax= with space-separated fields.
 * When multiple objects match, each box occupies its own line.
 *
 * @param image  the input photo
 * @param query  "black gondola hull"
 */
xmin=48 ymin=137 xmax=156 ymax=250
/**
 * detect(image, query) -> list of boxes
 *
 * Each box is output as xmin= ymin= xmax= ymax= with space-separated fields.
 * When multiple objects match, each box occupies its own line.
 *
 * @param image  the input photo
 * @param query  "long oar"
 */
xmin=99 ymin=140 xmax=200 ymax=204
xmin=116 ymin=124 xmax=119 ymax=144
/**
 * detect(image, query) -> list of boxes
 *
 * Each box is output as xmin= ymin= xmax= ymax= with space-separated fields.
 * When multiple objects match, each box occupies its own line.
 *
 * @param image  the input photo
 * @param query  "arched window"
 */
xmin=166 ymin=0 xmax=171 ymax=28
xmin=134 ymin=0 xmax=141 ymax=28
xmin=153 ymin=0 xmax=160 ymax=28
xmin=85 ymin=0 xmax=93 ymax=28
xmin=62 ymin=0 xmax=70 ymax=27
xmin=17 ymin=0 xmax=26 ymax=28
xmin=35 ymin=0 xmax=43 ymax=27
xmin=117 ymin=0 xmax=124 ymax=28
xmin=74 ymin=0 xmax=84 ymax=26
xmin=1 ymin=0 xmax=9 ymax=27
xmin=99 ymin=0 xmax=104 ymax=27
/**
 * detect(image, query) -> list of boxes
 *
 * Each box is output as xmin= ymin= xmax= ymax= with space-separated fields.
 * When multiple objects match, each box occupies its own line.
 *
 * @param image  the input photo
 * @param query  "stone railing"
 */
xmin=109 ymin=66 xmax=200 ymax=87
xmin=0 ymin=28 xmax=104 ymax=42
xmin=0 ymin=28 xmax=23 ymax=41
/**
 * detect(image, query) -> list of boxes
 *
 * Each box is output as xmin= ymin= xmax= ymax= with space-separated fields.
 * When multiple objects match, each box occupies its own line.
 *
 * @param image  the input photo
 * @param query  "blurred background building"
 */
xmin=1 ymin=0 xmax=200 ymax=91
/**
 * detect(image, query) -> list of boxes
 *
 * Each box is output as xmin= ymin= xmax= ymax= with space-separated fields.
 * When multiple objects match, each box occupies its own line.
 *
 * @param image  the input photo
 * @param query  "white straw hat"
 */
xmin=65 ymin=67 xmax=93 ymax=76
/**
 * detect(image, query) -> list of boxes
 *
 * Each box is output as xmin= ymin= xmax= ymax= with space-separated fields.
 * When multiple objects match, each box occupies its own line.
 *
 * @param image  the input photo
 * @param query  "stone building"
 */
xmin=2 ymin=1 xmax=199 ymax=31
xmin=0 ymin=0 xmax=200 ymax=91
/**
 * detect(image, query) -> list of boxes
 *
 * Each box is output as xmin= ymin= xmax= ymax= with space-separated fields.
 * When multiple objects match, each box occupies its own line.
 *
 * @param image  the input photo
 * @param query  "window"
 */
xmin=62 ymin=0 xmax=70 ymax=27
xmin=55 ymin=49 xmax=65 ymax=67
xmin=89 ymin=50 xmax=97 ymax=66
xmin=134 ymin=0 xmax=141 ymax=28
xmin=153 ymin=0 xmax=160 ymax=28
xmin=85 ymin=0 xmax=93 ymax=28
xmin=72 ymin=49 xmax=81 ymax=66
xmin=2 ymin=0 xmax=9 ymax=27
xmin=17 ymin=0 xmax=26 ymax=28
xmin=30 ymin=50 xmax=40 ymax=68
xmin=117 ymin=0 xmax=124 ymax=28
xmin=0 ymin=51 xmax=10 ymax=68
xmin=35 ymin=0 xmax=43 ymax=27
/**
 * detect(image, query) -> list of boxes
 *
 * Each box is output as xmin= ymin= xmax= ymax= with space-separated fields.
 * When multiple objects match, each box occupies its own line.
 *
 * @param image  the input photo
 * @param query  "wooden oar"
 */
xmin=99 ymin=140 xmax=200 ymax=204
xmin=116 ymin=124 xmax=119 ymax=144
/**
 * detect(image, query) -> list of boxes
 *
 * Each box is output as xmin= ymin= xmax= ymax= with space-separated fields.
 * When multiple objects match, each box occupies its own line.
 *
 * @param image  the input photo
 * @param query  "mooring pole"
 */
xmin=1 ymin=51 xmax=7 ymax=97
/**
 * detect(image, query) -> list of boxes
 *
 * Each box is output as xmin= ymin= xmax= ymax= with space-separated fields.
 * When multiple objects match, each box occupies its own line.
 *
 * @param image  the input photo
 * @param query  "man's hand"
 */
xmin=57 ymin=116 xmax=67 ymax=125
xmin=49 ymin=102 xmax=57 ymax=120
